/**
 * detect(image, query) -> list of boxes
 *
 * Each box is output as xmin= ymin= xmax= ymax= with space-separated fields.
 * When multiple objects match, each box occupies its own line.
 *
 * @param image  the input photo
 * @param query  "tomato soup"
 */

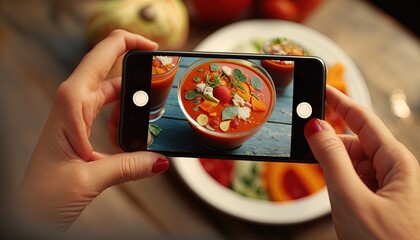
xmin=178 ymin=59 xmax=276 ymax=150
xmin=261 ymin=38 xmax=307 ymax=89
xmin=150 ymin=56 xmax=181 ymax=120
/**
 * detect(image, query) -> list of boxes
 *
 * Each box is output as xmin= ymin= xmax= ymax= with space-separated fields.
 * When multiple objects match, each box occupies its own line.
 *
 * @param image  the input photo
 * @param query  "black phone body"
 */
xmin=119 ymin=50 xmax=326 ymax=163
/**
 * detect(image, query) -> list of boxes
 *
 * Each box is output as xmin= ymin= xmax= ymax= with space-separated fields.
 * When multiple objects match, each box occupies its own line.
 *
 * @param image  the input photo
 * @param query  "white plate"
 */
xmin=172 ymin=19 xmax=371 ymax=224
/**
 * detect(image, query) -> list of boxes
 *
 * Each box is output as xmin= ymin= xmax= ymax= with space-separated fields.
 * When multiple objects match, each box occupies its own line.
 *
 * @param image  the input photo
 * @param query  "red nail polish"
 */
xmin=151 ymin=158 xmax=169 ymax=174
xmin=304 ymin=118 xmax=324 ymax=138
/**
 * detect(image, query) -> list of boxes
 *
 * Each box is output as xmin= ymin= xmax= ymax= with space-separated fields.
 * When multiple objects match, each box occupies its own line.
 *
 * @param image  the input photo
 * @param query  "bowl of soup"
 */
xmin=178 ymin=58 xmax=276 ymax=150
xmin=261 ymin=38 xmax=307 ymax=90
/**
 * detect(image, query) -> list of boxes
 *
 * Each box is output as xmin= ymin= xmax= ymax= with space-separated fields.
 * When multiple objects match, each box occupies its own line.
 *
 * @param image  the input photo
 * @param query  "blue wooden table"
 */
xmin=149 ymin=57 xmax=293 ymax=158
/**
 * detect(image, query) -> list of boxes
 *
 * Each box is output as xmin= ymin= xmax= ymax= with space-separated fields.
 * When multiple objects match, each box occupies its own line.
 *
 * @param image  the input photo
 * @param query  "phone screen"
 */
xmin=120 ymin=51 xmax=325 ymax=162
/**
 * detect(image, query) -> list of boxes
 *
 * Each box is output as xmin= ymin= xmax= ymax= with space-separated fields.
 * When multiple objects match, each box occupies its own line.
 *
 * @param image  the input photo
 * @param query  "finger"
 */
xmin=87 ymin=151 xmax=170 ymax=191
xmin=325 ymin=85 xmax=412 ymax=187
xmin=338 ymin=134 xmax=368 ymax=162
xmin=326 ymin=85 xmax=397 ymax=160
xmin=69 ymin=29 xmax=158 ymax=90
xmin=305 ymin=118 xmax=367 ymax=196
xmin=100 ymin=76 xmax=122 ymax=106
xmin=337 ymin=134 xmax=377 ymax=189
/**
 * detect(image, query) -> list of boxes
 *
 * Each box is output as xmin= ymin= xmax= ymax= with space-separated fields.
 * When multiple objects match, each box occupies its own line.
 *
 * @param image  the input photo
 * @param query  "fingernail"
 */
xmin=304 ymin=119 xmax=326 ymax=138
xmin=151 ymin=158 xmax=169 ymax=174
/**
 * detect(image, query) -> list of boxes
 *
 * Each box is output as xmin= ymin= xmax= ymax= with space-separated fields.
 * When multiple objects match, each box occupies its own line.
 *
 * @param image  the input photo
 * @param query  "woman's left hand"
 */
xmin=19 ymin=30 xmax=169 ymax=230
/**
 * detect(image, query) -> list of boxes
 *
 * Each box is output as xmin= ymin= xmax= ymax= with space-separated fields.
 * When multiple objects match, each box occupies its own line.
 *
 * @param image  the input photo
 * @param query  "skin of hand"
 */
xmin=305 ymin=85 xmax=420 ymax=239
xmin=18 ymin=30 xmax=170 ymax=231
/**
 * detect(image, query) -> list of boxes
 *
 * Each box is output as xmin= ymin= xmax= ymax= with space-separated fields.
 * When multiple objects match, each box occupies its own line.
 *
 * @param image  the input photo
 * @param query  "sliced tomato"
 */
xmin=264 ymin=162 xmax=326 ymax=201
xmin=283 ymin=169 xmax=309 ymax=199
xmin=199 ymin=158 xmax=235 ymax=187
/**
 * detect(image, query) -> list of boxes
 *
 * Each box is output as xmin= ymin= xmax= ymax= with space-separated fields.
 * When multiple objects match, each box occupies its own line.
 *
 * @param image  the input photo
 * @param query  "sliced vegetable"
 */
xmin=220 ymin=120 xmax=231 ymax=132
xmin=251 ymin=95 xmax=267 ymax=112
xmin=199 ymin=99 xmax=218 ymax=112
xmin=235 ymin=82 xmax=251 ymax=101
xmin=197 ymin=114 xmax=209 ymax=126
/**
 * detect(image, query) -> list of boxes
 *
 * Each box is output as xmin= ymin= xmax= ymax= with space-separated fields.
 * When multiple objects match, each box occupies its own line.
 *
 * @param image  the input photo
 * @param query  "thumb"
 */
xmin=304 ymin=118 xmax=365 ymax=195
xmin=87 ymin=151 xmax=169 ymax=191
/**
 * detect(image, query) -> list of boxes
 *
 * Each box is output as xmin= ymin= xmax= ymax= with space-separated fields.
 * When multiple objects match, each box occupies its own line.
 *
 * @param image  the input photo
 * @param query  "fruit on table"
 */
xmin=86 ymin=0 xmax=189 ymax=50
xmin=259 ymin=0 xmax=322 ymax=22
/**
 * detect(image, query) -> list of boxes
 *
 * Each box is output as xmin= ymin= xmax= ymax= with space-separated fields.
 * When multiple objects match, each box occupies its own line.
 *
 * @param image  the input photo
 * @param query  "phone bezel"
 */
xmin=119 ymin=50 xmax=326 ymax=163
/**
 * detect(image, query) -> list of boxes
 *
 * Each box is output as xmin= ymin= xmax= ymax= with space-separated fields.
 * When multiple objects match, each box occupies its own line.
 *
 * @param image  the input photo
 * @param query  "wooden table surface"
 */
xmin=1 ymin=0 xmax=419 ymax=239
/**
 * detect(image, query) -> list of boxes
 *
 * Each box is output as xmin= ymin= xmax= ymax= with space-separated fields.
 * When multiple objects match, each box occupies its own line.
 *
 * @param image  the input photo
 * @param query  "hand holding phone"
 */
xmin=119 ymin=51 xmax=326 ymax=162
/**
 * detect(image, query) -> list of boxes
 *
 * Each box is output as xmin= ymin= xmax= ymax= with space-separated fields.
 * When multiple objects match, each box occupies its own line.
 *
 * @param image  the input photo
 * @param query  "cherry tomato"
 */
xmin=199 ymin=158 xmax=235 ymax=187
xmin=209 ymin=119 xmax=220 ymax=129
xmin=230 ymin=118 xmax=240 ymax=129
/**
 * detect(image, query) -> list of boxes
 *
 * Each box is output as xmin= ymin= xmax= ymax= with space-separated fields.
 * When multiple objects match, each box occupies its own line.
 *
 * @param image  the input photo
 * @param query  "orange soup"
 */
xmin=178 ymin=59 xmax=275 ymax=150
xmin=261 ymin=38 xmax=307 ymax=89
xmin=150 ymin=56 xmax=180 ymax=112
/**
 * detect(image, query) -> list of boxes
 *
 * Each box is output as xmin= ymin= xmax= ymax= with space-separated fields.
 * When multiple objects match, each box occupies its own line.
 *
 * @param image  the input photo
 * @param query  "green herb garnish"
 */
xmin=222 ymin=106 xmax=238 ymax=120
xmin=149 ymin=124 xmax=162 ymax=137
xmin=185 ymin=91 xmax=200 ymax=100
xmin=250 ymin=76 xmax=262 ymax=91
xmin=210 ymin=63 xmax=219 ymax=71
xmin=233 ymin=69 xmax=247 ymax=82
xmin=205 ymin=71 xmax=221 ymax=88
xmin=193 ymin=76 xmax=201 ymax=82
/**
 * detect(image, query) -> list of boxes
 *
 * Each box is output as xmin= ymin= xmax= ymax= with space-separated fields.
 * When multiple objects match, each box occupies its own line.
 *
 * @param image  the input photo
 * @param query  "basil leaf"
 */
xmin=233 ymin=69 xmax=247 ymax=82
xmin=185 ymin=91 xmax=200 ymax=100
xmin=193 ymin=76 xmax=201 ymax=82
xmin=210 ymin=63 xmax=219 ymax=71
xmin=251 ymin=76 xmax=262 ymax=91
xmin=222 ymin=106 xmax=238 ymax=120
xmin=197 ymin=68 xmax=203 ymax=72
xmin=149 ymin=124 xmax=162 ymax=137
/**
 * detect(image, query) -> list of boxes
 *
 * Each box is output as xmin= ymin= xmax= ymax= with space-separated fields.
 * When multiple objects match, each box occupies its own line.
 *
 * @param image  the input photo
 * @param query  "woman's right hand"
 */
xmin=305 ymin=85 xmax=420 ymax=239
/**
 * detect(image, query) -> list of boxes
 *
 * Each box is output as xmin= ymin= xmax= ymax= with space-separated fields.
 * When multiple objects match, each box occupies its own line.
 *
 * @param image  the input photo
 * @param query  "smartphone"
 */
xmin=119 ymin=50 xmax=326 ymax=163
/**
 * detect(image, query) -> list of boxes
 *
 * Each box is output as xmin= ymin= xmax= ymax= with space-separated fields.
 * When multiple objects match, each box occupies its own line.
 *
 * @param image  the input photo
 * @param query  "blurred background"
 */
xmin=1 ymin=0 xmax=419 ymax=239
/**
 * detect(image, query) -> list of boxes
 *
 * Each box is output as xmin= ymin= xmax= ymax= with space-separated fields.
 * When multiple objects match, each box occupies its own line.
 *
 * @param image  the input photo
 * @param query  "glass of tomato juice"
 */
xmin=150 ymin=56 xmax=181 ymax=122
